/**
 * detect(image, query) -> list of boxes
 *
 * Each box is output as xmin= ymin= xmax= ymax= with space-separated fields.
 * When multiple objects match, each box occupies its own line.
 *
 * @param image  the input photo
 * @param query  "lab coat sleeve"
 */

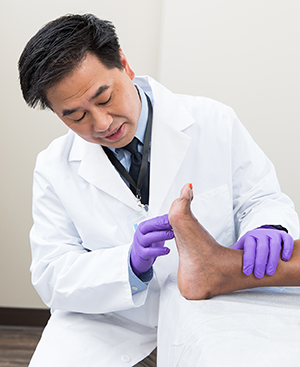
xmin=229 ymin=108 xmax=299 ymax=240
xmin=30 ymin=152 xmax=149 ymax=314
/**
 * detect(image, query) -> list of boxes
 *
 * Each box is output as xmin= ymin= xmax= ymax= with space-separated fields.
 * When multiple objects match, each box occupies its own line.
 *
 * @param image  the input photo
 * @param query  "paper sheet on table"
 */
xmin=158 ymin=276 xmax=300 ymax=367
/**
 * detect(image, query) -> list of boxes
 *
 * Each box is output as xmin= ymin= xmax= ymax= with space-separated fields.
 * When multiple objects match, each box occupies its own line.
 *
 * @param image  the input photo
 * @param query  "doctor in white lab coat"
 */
xmin=19 ymin=14 xmax=299 ymax=367
xmin=28 ymin=73 xmax=299 ymax=366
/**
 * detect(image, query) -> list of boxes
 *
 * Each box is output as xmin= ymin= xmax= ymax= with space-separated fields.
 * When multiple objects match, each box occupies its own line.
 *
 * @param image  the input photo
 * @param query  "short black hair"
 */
xmin=18 ymin=14 xmax=122 ymax=110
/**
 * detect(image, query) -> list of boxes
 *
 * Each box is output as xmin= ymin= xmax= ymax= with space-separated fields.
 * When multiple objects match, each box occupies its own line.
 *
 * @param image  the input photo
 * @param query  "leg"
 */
xmin=168 ymin=183 xmax=300 ymax=300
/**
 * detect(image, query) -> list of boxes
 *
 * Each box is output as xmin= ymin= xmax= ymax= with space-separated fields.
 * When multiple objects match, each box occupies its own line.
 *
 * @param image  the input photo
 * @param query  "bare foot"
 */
xmin=169 ymin=184 xmax=300 ymax=300
xmin=169 ymin=183 xmax=244 ymax=300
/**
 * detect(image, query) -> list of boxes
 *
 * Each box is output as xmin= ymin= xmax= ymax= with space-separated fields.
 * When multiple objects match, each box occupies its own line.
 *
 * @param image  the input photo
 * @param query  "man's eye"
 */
xmin=74 ymin=112 xmax=86 ymax=122
xmin=98 ymin=94 xmax=112 ymax=106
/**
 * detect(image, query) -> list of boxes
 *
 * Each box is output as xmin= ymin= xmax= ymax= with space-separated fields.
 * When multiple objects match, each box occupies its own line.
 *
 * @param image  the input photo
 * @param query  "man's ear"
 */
xmin=119 ymin=49 xmax=135 ymax=80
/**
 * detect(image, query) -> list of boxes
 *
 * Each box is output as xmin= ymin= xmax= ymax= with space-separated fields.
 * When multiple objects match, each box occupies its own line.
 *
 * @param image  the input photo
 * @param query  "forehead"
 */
xmin=46 ymin=54 xmax=119 ymax=109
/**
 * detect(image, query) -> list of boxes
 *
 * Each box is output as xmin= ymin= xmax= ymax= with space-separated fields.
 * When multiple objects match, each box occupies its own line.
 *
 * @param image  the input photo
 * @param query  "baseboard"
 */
xmin=0 ymin=307 xmax=50 ymax=327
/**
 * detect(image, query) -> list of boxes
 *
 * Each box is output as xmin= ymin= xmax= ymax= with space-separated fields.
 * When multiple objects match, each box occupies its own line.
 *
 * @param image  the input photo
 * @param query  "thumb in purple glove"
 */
xmin=232 ymin=226 xmax=294 ymax=278
xmin=130 ymin=214 xmax=174 ymax=276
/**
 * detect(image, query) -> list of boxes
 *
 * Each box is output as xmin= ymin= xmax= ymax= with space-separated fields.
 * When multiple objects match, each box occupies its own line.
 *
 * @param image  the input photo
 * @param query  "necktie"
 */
xmin=102 ymin=93 xmax=152 ymax=208
xmin=123 ymin=137 xmax=149 ymax=205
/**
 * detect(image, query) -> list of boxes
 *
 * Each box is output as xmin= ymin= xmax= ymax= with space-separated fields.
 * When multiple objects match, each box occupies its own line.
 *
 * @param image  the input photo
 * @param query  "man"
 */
xmin=19 ymin=14 xmax=299 ymax=366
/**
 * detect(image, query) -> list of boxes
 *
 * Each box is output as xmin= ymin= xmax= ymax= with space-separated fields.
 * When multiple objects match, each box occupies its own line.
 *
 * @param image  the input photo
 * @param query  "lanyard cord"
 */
xmin=102 ymin=94 xmax=153 ymax=200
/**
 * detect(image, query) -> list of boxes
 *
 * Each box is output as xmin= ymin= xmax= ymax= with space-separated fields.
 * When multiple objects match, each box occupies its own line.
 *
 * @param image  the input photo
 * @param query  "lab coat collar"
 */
xmin=69 ymin=134 xmax=138 ymax=209
xmin=142 ymin=76 xmax=194 ymax=215
xmin=68 ymin=76 xmax=194 ymax=214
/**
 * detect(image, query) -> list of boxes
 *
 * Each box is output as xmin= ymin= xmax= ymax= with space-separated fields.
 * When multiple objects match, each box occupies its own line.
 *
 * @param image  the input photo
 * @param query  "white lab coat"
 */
xmin=29 ymin=76 xmax=299 ymax=366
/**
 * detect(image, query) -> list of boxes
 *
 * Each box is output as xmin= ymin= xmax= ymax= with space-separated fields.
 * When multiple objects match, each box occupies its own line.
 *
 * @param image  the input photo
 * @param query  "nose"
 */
xmin=92 ymin=110 xmax=113 ymax=133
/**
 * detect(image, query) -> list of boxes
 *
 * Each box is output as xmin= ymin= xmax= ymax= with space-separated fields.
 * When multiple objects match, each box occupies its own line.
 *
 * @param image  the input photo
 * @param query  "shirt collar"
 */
xmin=134 ymin=84 xmax=149 ymax=144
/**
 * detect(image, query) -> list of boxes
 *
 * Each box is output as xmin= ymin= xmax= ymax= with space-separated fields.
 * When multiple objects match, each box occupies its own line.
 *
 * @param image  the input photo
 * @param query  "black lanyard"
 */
xmin=103 ymin=94 xmax=153 ymax=205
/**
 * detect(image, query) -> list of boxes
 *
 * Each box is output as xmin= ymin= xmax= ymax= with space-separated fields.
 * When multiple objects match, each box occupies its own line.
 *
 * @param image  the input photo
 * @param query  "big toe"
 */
xmin=169 ymin=183 xmax=193 ymax=226
xmin=178 ymin=183 xmax=193 ymax=215
xmin=180 ymin=183 xmax=193 ymax=201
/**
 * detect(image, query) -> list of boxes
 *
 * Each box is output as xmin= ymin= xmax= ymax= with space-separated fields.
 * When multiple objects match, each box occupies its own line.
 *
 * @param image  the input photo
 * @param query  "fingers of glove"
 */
xmin=138 ymin=245 xmax=170 ymax=260
xmin=151 ymin=240 xmax=166 ymax=248
xmin=281 ymin=232 xmax=294 ymax=261
xmin=135 ymin=229 xmax=174 ymax=248
xmin=138 ymin=214 xmax=172 ymax=234
xmin=265 ymin=238 xmax=281 ymax=276
xmin=242 ymin=236 xmax=257 ymax=276
xmin=232 ymin=236 xmax=245 ymax=250
xmin=253 ymin=236 xmax=270 ymax=279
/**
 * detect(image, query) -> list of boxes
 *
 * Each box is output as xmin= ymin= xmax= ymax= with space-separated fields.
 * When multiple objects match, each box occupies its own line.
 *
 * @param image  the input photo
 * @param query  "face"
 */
xmin=46 ymin=52 xmax=141 ymax=148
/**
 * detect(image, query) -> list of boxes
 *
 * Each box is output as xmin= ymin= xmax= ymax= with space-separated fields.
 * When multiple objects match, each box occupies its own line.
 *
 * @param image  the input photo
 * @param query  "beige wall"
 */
xmin=159 ymin=0 xmax=300 ymax=215
xmin=1 ymin=0 xmax=299 ymax=309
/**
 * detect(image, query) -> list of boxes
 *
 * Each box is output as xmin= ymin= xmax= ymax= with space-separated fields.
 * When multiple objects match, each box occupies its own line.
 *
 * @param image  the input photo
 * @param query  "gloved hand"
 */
xmin=232 ymin=226 xmax=294 ymax=278
xmin=130 ymin=214 xmax=174 ymax=276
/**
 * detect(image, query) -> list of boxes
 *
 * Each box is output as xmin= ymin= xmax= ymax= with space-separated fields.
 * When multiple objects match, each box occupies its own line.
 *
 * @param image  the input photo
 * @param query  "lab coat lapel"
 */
xmin=148 ymin=80 xmax=194 ymax=215
xmin=69 ymin=134 xmax=138 ymax=210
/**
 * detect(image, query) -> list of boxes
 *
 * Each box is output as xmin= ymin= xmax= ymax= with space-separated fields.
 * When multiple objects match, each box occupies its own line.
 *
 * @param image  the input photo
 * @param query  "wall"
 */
xmin=158 ymin=0 xmax=300 ymax=215
xmin=1 ymin=0 xmax=299 ymax=309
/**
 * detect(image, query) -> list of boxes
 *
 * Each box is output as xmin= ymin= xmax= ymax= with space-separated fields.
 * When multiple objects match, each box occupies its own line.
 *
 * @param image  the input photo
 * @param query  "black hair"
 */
xmin=18 ymin=14 xmax=122 ymax=110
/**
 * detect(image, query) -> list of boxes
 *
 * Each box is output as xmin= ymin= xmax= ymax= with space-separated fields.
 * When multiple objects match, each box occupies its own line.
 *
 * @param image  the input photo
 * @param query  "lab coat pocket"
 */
xmin=191 ymin=184 xmax=234 ymax=247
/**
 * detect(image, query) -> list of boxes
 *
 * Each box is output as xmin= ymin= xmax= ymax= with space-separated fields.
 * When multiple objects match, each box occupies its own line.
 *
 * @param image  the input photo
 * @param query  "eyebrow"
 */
xmin=62 ymin=85 xmax=110 ymax=117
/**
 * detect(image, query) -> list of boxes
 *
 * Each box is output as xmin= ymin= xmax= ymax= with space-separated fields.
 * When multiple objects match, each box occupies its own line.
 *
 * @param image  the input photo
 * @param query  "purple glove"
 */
xmin=130 ymin=214 xmax=174 ymax=276
xmin=232 ymin=226 xmax=294 ymax=278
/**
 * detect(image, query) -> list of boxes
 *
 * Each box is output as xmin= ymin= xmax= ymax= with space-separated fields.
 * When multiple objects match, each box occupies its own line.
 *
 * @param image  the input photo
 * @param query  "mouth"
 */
xmin=102 ymin=123 xmax=125 ymax=142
